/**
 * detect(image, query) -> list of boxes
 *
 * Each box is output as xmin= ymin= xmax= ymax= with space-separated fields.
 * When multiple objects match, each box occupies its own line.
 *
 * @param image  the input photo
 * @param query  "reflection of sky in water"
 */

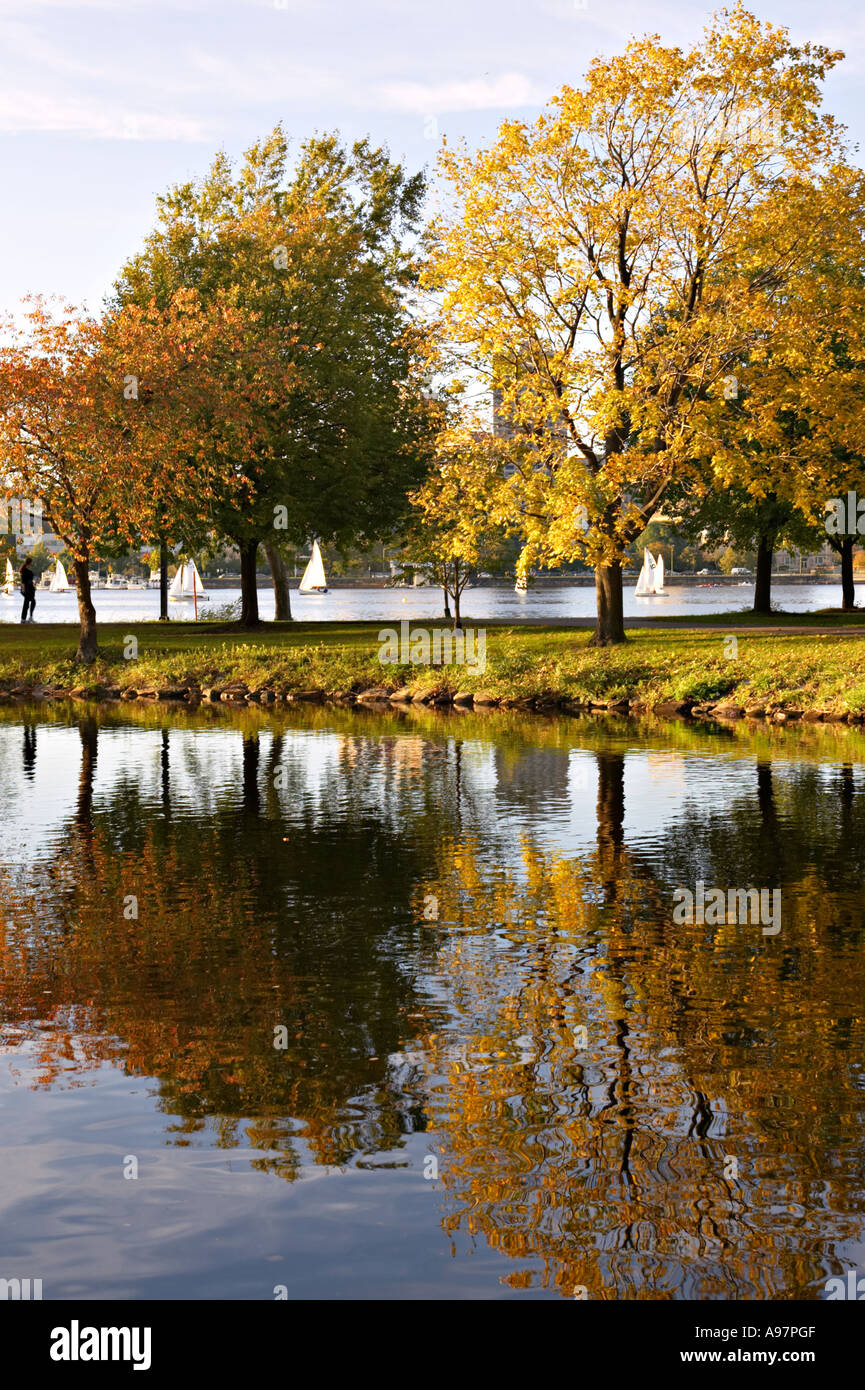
xmin=2 ymin=720 xmax=863 ymax=875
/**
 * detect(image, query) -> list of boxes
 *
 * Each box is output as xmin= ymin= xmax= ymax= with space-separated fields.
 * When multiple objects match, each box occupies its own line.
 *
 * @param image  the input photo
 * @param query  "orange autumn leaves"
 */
xmin=0 ymin=290 xmax=300 ymax=569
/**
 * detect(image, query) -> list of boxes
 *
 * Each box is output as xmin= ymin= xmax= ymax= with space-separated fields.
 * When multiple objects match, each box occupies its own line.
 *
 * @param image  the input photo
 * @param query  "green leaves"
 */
xmin=115 ymin=127 xmax=429 ymax=554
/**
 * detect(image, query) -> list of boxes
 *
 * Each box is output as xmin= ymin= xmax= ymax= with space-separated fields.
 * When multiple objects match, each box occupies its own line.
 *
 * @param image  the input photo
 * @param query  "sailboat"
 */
xmin=635 ymin=548 xmax=666 ymax=596
xmin=2 ymin=558 xmax=15 ymax=597
xmin=514 ymin=574 xmax=528 ymax=594
xmin=168 ymin=559 xmax=210 ymax=605
xmin=298 ymin=541 xmax=327 ymax=595
xmin=49 ymin=559 xmax=70 ymax=592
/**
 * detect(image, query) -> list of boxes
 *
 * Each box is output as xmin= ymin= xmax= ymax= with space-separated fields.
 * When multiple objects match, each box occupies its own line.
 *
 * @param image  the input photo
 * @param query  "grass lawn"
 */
xmin=1 ymin=616 xmax=864 ymax=713
xmin=638 ymin=607 xmax=865 ymax=628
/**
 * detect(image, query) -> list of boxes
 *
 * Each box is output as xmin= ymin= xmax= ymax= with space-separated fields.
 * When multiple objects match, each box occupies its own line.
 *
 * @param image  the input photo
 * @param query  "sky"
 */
xmin=0 ymin=0 xmax=862 ymax=312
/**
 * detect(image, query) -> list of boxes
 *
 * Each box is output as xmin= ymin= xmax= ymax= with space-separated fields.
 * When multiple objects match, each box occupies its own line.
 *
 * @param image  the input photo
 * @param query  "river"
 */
xmin=1 ymin=702 xmax=863 ymax=1298
xmin=0 ymin=580 xmax=860 ymax=624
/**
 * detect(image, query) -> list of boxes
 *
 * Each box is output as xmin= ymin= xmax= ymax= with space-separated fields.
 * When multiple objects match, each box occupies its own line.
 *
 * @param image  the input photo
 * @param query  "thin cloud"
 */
xmin=379 ymin=72 xmax=547 ymax=115
xmin=0 ymin=91 xmax=210 ymax=140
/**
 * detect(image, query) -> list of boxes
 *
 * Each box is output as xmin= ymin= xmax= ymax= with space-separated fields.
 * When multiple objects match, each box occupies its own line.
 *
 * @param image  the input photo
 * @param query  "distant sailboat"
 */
xmin=49 ymin=559 xmax=70 ymax=592
xmin=168 ymin=559 xmax=210 ymax=605
xmin=635 ymin=548 xmax=665 ymax=596
xmin=298 ymin=541 xmax=327 ymax=594
xmin=2 ymin=558 xmax=15 ymax=596
xmin=515 ymin=574 xmax=528 ymax=594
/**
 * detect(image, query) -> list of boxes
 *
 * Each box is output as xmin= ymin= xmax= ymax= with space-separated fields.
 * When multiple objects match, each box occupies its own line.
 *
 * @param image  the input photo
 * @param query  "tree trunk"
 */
xmin=76 ymin=717 xmax=99 ymax=837
xmin=160 ymin=728 xmax=170 ymax=819
xmin=442 ymin=563 xmax=451 ymax=619
xmin=159 ymin=538 xmax=169 ymax=622
xmin=592 ymin=561 xmax=625 ymax=646
xmin=73 ymin=558 xmax=98 ymax=662
xmin=453 ymin=584 xmax=462 ymax=631
xmin=264 ymin=541 xmax=292 ymax=621
xmin=239 ymin=539 xmax=261 ymax=627
xmin=840 ymin=535 xmax=856 ymax=611
xmin=242 ymin=735 xmax=261 ymax=816
xmin=753 ymin=532 xmax=774 ymax=614
xmin=596 ymin=751 xmax=626 ymax=899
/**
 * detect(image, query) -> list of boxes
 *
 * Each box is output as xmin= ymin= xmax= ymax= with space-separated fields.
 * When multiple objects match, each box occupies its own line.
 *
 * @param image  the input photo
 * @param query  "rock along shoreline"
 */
xmin=0 ymin=681 xmax=861 ymax=726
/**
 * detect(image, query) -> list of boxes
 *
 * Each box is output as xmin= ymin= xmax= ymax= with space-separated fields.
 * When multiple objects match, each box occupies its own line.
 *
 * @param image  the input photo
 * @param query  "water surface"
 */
xmin=0 ymin=580 xmax=859 ymax=625
xmin=1 ymin=703 xmax=864 ymax=1299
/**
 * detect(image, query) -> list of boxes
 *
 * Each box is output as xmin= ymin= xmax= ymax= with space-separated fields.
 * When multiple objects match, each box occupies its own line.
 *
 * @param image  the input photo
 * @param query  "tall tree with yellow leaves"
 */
xmin=426 ymin=6 xmax=848 ymax=642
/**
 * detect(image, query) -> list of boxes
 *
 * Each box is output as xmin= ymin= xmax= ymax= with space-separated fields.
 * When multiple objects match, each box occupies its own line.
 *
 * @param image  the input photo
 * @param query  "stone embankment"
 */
xmin=1 ymin=681 xmax=861 ymax=724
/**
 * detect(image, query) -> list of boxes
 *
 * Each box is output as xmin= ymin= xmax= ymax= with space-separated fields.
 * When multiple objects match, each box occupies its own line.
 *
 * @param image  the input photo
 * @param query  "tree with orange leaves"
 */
xmin=0 ymin=291 xmax=291 ymax=660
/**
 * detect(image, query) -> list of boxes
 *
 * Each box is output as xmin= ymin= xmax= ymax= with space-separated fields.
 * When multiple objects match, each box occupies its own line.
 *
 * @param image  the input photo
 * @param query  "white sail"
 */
xmin=183 ymin=558 xmax=208 ymax=598
xmin=169 ymin=559 xmax=209 ymax=602
xmin=299 ymin=541 xmax=327 ymax=593
xmin=168 ymin=563 xmax=186 ymax=600
xmin=49 ymin=559 xmax=70 ymax=592
xmin=635 ymin=548 xmax=655 ymax=596
xmin=635 ymin=548 xmax=666 ymax=596
xmin=2 ymin=558 xmax=14 ymax=595
xmin=515 ymin=575 xmax=527 ymax=593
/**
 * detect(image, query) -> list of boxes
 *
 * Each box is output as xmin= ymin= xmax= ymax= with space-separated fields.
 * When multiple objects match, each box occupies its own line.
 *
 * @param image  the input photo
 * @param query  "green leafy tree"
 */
xmin=114 ymin=127 xmax=429 ymax=626
xmin=678 ymin=485 xmax=820 ymax=609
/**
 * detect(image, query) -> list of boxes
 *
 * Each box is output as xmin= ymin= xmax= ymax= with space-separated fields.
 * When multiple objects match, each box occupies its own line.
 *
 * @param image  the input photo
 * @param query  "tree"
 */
xmin=404 ymin=422 xmax=505 ymax=629
xmin=678 ymin=484 xmax=820 ymax=611
xmin=0 ymin=293 xmax=265 ymax=660
xmin=804 ymin=262 xmax=865 ymax=611
xmin=426 ymin=7 xmax=846 ymax=642
xmin=703 ymin=167 xmax=865 ymax=612
xmin=825 ymin=466 xmax=865 ymax=610
xmin=633 ymin=519 xmax=694 ymax=574
xmin=115 ymin=128 xmax=429 ymax=627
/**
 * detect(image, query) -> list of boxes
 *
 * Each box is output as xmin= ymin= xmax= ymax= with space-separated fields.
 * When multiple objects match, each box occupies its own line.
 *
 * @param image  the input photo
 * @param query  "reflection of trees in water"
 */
xmin=0 ymin=721 xmax=461 ymax=1174
xmin=414 ymin=750 xmax=865 ymax=1298
xmin=2 ymin=711 xmax=865 ymax=1296
xmin=22 ymin=722 xmax=36 ymax=780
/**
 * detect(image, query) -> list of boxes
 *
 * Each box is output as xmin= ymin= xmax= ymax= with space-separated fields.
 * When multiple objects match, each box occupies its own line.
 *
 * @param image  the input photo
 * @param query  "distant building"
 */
xmin=18 ymin=532 xmax=65 ymax=555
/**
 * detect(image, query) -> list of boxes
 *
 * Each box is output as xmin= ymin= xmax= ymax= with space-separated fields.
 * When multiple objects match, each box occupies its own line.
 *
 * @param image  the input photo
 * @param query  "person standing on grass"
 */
xmin=20 ymin=556 xmax=36 ymax=623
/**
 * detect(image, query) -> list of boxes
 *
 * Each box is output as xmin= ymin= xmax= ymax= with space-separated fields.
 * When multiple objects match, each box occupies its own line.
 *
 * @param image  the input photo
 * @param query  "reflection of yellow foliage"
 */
xmin=413 ymin=822 xmax=865 ymax=1299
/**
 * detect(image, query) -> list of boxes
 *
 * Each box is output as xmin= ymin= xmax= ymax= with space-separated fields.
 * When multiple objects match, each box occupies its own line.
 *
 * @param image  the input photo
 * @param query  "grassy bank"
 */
xmin=1 ymin=618 xmax=864 ymax=715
